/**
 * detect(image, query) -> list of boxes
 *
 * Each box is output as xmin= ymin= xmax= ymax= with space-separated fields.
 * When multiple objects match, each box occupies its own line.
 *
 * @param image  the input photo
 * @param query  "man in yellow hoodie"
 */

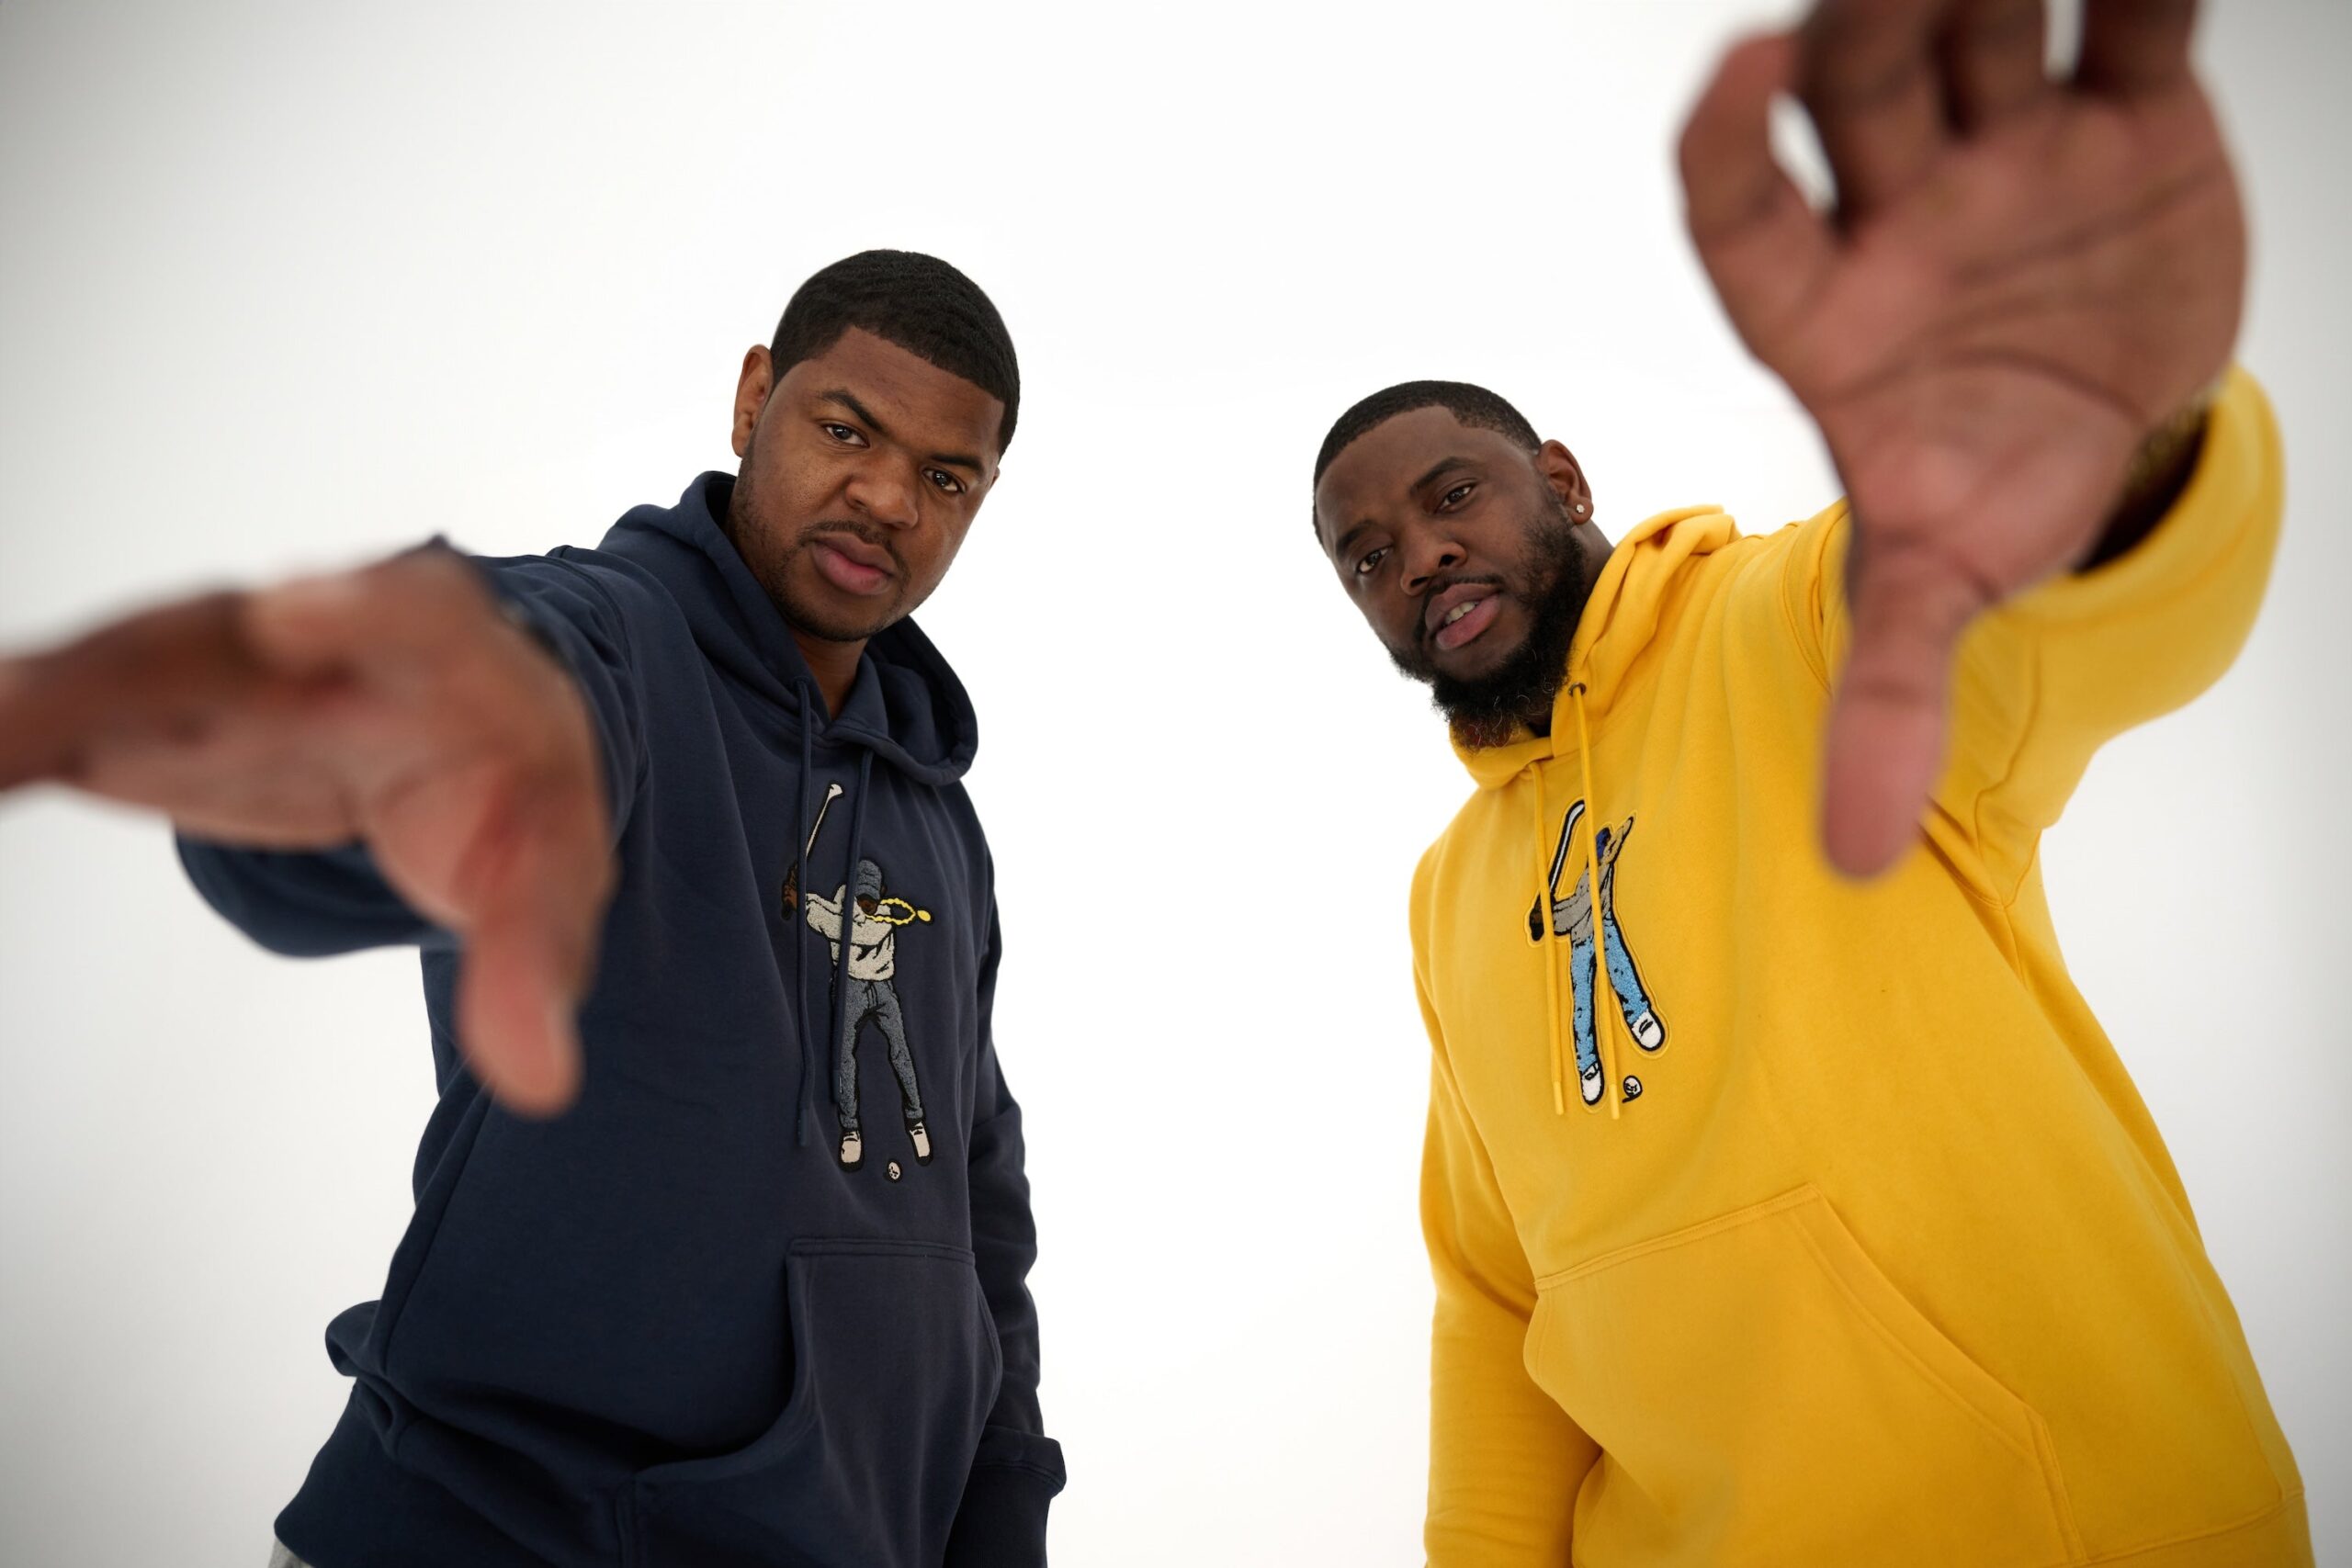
xmin=1309 ymin=1 xmax=2306 ymax=1562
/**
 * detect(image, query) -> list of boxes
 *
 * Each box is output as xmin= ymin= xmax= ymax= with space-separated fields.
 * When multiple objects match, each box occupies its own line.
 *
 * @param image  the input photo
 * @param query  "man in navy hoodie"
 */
xmin=0 ymin=250 xmax=1063 ymax=1567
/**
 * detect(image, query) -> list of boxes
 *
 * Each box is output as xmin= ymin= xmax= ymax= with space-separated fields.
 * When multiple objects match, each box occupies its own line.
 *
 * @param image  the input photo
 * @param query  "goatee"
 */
xmin=1387 ymin=491 xmax=1592 ymax=749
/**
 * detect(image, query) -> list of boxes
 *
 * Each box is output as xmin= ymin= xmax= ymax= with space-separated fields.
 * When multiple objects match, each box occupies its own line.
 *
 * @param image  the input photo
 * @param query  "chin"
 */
xmin=777 ymin=559 xmax=907 ymax=642
xmin=1432 ymin=637 xmax=1524 ymax=684
xmin=784 ymin=595 xmax=901 ymax=644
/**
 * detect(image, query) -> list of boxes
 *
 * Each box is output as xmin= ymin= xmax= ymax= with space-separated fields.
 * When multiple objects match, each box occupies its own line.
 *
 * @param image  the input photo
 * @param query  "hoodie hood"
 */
xmin=1454 ymin=504 xmax=1737 ymax=790
xmin=1447 ymin=502 xmax=1737 ymax=1122
xmin=596 ymin=471 xmax=978 ymax=787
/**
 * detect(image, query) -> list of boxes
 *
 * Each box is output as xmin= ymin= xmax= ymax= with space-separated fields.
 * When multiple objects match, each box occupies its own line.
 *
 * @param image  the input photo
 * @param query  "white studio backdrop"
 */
xmin=1 ymin=2 xmax=2345 ymax=1563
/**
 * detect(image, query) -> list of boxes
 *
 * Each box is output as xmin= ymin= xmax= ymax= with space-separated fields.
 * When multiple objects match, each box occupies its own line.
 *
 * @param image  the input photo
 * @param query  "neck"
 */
xmin=1515 ymin=522 xmax=1613 ymax=737
xmin=791 ymin=629 xmax=864 ymax=718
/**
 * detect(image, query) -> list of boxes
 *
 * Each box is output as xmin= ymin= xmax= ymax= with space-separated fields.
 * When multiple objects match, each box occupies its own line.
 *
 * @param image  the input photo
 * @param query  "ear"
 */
xmin=732 ymin=345 xmax=775 ymax=459
xmin=1533 ymin=439 xmax=1595 ymax=521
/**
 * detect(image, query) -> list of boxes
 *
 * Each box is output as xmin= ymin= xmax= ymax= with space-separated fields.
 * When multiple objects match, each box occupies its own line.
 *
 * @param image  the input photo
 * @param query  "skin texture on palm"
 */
xmin=1678 ymin=0 xmax=2245 ymax=874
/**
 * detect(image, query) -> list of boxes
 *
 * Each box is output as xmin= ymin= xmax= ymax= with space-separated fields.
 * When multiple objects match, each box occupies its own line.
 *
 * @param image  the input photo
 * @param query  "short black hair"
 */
xmin=771 ymin=250 xmax=1021 ymax=454
xmin=1313 ymin=379 xmax=1541 ymax=489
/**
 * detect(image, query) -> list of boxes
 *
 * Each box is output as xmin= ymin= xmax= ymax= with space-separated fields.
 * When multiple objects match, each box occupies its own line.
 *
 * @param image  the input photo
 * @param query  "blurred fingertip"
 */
xmin=1819 ymin=803 xmax=1912 ymax=883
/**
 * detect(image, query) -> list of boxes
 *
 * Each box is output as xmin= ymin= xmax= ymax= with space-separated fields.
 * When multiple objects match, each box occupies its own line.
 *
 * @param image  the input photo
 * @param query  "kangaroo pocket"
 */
xmin=1530 ymin=1188 xmax=2081 ymax=1568
xmin=622 ymin=1238 xmax=1002 ymax=1568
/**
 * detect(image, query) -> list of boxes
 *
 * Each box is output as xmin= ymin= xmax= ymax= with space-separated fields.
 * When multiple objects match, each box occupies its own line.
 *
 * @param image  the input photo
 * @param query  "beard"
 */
xmin=1386 ymin=490 xmax=1592 ymax=749
xmin=725 ymin=475 xmax=910 ymax=643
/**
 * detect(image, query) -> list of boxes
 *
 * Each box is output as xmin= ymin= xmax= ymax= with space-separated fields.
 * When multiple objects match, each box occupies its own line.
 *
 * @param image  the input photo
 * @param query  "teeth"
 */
xmin=1443 ymin=599 xmax=1480 ymax=626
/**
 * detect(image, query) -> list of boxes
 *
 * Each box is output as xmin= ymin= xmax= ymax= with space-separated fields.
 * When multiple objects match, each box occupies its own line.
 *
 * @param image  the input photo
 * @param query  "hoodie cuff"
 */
xmin=944 ymin=1461 xmax=1063 ymax=1568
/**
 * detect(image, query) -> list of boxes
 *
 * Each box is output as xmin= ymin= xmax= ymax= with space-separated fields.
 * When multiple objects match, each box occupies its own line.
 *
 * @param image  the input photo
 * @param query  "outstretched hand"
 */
xmin=1678 ymin=0 xmax=2245 ymax=875
xmin=0 ymin=549 xmax=613 ymax=1114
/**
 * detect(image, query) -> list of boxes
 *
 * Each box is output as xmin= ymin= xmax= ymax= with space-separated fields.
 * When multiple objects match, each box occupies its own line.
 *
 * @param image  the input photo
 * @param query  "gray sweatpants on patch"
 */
xmin=835 ymin=975 xmax=922 ymax=1132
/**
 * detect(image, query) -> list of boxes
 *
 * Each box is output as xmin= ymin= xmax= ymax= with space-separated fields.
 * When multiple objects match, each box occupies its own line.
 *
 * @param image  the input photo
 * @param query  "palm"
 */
xmin=1679 ymin=0 xmax=2245 ymax=874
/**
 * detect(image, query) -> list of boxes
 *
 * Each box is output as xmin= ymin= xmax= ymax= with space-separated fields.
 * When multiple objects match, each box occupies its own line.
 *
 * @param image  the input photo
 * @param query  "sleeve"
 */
xmin=1783 ymin=368 xmax=2284 ymax=894
xmin=944 ymin=891 xmax=1066 ymax=1567
xmin=1416 ymin=863 xmax=1599 ymax=1564
xmin=801 ymin=891 xmax=842 ymax=940
xmin=175 ymin=547 xmax=646 ymax=956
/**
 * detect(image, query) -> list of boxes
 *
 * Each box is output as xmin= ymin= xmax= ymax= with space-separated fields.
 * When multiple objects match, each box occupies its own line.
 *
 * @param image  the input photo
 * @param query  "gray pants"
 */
xmin=268 ymin=1544 xmax=311 ymax=1568
xmin=835 ymin=976 xmax=922 ymax=1133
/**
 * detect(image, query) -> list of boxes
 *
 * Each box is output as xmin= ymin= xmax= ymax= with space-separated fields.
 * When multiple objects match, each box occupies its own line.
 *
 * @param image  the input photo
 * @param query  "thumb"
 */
xmin=1820 ymin=536 xmax=1986 ymax=877
xmin=449 ymin=800 xmax=612 ymax=1118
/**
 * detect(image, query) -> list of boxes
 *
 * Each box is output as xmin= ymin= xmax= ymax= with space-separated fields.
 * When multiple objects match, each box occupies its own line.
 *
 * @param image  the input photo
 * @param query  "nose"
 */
xmin=1399 ymin=530 xmax=1465 ymax=595
xmin=844 ymin=460 xmax=921 ymax=530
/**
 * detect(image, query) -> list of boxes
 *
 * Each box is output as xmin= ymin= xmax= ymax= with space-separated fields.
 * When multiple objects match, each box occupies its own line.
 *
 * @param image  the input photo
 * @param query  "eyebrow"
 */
xmin=818 ymin=389 xmax=987 ymax=476
xmin=1412 ymin=455 xmax=1479 ymax=494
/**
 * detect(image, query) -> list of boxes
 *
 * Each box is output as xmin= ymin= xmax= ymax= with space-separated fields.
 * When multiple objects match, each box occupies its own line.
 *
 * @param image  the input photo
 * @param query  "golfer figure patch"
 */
xmin=1527 ymin=799 xmax=1668 ymax=1107
xmin=781 ymin=784 xmax=937 ymax=1173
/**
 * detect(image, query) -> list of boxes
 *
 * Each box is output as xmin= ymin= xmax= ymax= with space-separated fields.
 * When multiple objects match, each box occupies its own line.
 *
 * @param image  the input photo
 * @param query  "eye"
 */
xmin=1439 ymin=481 xmax=1476 ymax=509
xmin=1354 ymin=546 xmax=1390 ymax=578
xmin=925 ymin=468 xmax=965 ymax=495
xmin=820 ymin=422 xmax=865 ymax=446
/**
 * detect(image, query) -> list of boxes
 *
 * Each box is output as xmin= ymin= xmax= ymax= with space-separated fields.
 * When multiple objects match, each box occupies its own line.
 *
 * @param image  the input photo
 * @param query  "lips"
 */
xmin=1433 ymin=594 xmax=1501 ymax=651
xmin=1425 ymin=581 xmax=1503 ymax=652
xmin=808 ymin=531 xmax=898 ymax=597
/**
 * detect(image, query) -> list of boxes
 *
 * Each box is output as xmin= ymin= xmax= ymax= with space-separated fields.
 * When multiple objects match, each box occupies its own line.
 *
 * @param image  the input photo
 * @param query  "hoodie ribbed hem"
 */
xmin=275 ymin=1395 xmax=563 ymax=1568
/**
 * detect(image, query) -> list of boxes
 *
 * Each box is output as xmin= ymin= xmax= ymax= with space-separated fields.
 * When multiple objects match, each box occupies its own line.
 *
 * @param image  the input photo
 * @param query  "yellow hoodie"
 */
xmin=1412 ymin=370 xmax=2307 ymax=1567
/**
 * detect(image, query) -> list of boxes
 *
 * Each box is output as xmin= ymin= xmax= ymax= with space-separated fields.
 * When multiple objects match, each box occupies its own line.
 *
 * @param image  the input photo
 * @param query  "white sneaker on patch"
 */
xmin=838 ymin=1130 xmax=864 ymax=1171
xmin=1631 ymin=1011 xmax=1665 ymax=1051
xmin=1579 ymin=1063 xmax=1606 ymax=1107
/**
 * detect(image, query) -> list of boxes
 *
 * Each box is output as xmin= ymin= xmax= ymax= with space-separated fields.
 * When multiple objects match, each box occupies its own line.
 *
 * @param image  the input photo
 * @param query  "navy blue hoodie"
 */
xmin=179 ymin=474 xmax=1063 ymax=1567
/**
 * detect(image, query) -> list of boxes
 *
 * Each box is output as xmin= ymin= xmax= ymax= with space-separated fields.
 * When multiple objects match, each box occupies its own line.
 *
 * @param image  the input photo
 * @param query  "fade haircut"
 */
xmin=771 ymin=250 xmax=1021 ymax=454
xmin=1313 ymin=379 xmax=1542 ymax=493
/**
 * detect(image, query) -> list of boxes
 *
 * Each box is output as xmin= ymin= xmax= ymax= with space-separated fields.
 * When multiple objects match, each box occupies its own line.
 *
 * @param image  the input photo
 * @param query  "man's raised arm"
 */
xmin=0 ymin=546 xmax=623 ymax=1114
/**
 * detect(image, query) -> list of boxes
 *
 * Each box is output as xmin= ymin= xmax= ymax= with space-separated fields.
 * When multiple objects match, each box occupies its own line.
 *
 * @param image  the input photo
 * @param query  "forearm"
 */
xmin=176 ymin=836 xmax=440 ymax=956
xmin=952 ymin=1092 xmax=1064 ymax=1567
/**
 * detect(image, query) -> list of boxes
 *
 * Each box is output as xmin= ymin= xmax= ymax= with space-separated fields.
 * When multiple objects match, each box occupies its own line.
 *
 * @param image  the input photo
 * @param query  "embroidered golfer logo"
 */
xmin=780 ymin=786 xmax=936 ymax=1173
xmin=797 ymin=858 xmax=934 ymax=1172
xmin=1527 ymin=799 xmax=1666 ymax=1107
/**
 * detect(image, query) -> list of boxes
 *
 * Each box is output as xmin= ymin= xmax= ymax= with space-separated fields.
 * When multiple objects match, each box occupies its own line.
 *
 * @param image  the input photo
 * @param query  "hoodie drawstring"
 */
xmin=829 ymin=750 xmax=876 ymax=1097
xmin=1568 ymin=681 xmax=1623 ymax=1121
xmin=1533 ymin=762 xmax=1566 ymax=1115
xmin=791 ymin=717 xmax=816 ymax=1146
